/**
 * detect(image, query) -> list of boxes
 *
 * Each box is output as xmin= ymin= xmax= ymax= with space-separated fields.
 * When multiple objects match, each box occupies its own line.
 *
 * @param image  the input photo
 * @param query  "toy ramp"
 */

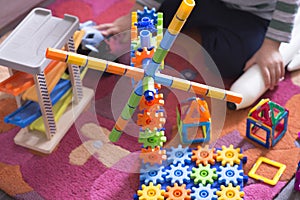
xmin=29 ymin=89 xmax=73 ymax=132
xmin=4 ymin=79 xmax=71 ymax=128
xmin=0 ymin=30 xmax=84 ymax=97
xmin=22 ymin=30 xmax=85 ymax=102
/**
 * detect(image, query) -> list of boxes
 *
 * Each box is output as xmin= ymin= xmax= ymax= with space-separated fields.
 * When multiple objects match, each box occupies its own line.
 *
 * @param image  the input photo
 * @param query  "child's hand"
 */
xmin=95 ymin=14 xmax=132 ymax=36
xmin=244 ymin=38 xmax=284 ymax=90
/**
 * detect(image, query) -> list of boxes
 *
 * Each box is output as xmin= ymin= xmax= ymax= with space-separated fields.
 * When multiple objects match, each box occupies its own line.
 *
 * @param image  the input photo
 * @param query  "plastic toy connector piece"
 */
xmin=248 ymin=157 xmax=286 ymax=186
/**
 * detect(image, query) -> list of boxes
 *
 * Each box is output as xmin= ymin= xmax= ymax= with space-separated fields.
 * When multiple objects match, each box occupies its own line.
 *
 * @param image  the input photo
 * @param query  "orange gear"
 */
xmin=139 ymin=146 xmax=167 ymax=165
xmin=131 ymin=47 xmax=155 ymax=68
xmin=139 ymin=93 xmax=164 ymax=111
xmin=164 ymin=183 xmax=191 ymax=200
xmin=191 ymin=145 xmax=217 ymax=166
xmin=154 ymin=83 xmax=161 ymax=90
xmin=137 ymin=105 xmax=166 ymax=130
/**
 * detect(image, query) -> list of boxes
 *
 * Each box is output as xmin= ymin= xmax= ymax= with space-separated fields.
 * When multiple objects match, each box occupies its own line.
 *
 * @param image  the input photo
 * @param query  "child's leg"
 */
xmin=159 ymin=0 xmax=270 ymax=79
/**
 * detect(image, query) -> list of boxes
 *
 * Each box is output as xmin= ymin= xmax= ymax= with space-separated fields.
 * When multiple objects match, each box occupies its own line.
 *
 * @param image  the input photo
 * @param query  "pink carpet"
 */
xmin=0 ymin=0 xmax=300 ymax=199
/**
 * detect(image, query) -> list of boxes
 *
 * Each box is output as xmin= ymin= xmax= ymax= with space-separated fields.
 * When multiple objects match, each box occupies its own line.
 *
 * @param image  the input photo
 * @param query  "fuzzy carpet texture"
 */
xmin=0 ymin=0 xmax=300 ymax=199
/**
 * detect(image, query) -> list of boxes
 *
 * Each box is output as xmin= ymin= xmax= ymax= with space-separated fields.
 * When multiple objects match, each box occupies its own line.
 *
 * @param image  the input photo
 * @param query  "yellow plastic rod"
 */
xmin=46 ymin=48 xmax=145 ymax=81
xmin=168 ymin=0 xmax=195 ymax=34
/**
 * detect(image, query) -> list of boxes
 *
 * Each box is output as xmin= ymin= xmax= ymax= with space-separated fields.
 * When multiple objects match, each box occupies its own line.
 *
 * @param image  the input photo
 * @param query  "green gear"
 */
xmin=139 ymin=128 xmax=167 ymax=148
xmin=190 ymin=164 xmax=217 ymax=185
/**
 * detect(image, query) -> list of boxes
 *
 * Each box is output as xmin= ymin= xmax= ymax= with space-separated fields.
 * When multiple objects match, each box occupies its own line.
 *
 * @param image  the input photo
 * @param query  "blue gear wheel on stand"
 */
xmin=217 ymin=163 xmax=244 ymax=186
xmin=134 ymin=17 xmax=157 ymax=33
xmin=140 ymin=163 xmax=166 ymax=185
xmin=165 ymin=163 xmax=191 ymax=185
xmin=137 ymin=7 xmax=158 ymax=25
xmin=191 ymin=184 xmax=218 ymax=200
xmin=166 ymin=144 xmax=192 ymax=165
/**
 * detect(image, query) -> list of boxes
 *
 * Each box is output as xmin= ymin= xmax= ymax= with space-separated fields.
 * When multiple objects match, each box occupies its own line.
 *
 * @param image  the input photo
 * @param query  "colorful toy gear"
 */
xmin=137 ymin=106 xmax=166 ymax=130
xmin=191 ymin=145 xmax=217 ymax=166
xmin=137 ymin=7 xmax=158 ymax=24
xmin=131 ymin=47 xmax=155 ymax=68
xmin=137 ymin=182 xmax=165 ymax=200
xmin=139 ymin=93 xmax=164 ymax=111
xmin=216 ymin=183 xmax=245 ymax=200
xmin=216 ymin=145 xmax=244 ymax=166
xmin=191 ymin=184 xmax=217 ymax=200
xmin=139 ymin=128 xmax=167 ymax=148
xmin=217 ymin=163 xmax=244 ymax=186
xmin=190 ymin=164 xmax=217 ymax=185
xmin=139 ymin=146 xmax=167 ymax=165
xmin=166 ymin=144 xmax=192 ymax=165
xmin=165 ymin=163 xmax=191 ymax=185
xmin=135 ymin=17 xmax=157 ymax=33
xmin=164 ymin=183 xmax=191 ymax=200
xmin=140 ymin=163 xmax=166 ymax=185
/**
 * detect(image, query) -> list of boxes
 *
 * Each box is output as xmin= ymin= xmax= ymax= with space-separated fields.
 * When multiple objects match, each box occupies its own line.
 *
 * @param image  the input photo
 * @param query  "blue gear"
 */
xmin=140 ymin=163 xmax=166 ymax=185
xmin=165 ymin=163 xmax=191 ymax=185
xmin=166 ymin=144 xmax=192 ymax=165
xmin=191 ymin=184 xmax=218 ymax=200
xmin=134 ymin=17 xmax=157 ymax=33
xmin=217 ymin=164 xmax=244 ymax=186
xmin=137 ymin=7 xmax=158 ymax=25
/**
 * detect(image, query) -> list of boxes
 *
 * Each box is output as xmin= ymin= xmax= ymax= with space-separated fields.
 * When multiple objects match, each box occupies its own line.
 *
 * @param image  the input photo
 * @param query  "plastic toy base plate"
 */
xmin=14 ymin=87 xmax=94 ymax=154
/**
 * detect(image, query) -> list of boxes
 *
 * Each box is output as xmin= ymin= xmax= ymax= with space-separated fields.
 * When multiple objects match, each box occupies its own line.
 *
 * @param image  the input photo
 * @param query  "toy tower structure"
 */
xmin=46 ymin=0 xmax=243 ymax=144
xmin=246 ymin=98 xmax=289 ymax=148
xmin=177 ymin=97 xmax=211 ymax=144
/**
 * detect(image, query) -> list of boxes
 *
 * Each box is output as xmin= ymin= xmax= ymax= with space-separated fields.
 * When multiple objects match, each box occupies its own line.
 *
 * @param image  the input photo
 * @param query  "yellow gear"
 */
xmin=137 ymin=182 xmax=165 ymax=200
xmin=216 ymin=183 xmax=244 ymax=200
xmin=216 ymin=145 xmax=243 ymax=166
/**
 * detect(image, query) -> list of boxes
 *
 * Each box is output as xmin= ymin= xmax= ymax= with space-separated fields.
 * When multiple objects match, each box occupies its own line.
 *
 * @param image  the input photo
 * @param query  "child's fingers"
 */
xmin=244 ymin=57 xmax=255 ymax=71
xmin=94 ymin=23 xmax=114 ymax=31
xmin=102 ymin=27 xmax=120 ymax=36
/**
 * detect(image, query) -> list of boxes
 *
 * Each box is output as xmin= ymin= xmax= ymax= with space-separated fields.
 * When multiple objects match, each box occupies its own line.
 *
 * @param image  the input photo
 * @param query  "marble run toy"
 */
xmin=46 ymin=0 xmax=243 ymax=144
xmin=246 ymin=98 xmax=289 ymax=148
xmin=0 ymin=8 xmax=94 ymax=153
xmin=177 ymin=97 xmax=211 ymax=144
xmin=134 ymin=145 xmax=248 ymax=200
xmin=248 ymin=157 xmax=286 ymax=186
